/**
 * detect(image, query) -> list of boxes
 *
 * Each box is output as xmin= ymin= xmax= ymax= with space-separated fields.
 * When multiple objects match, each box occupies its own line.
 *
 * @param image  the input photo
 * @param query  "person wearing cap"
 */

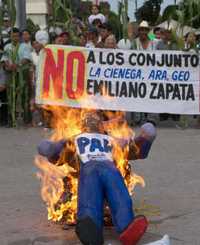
xmin=38 ymin=111 xmax=157 ymax=245
xmin=132 ymin=21 xmax=156 ymax=51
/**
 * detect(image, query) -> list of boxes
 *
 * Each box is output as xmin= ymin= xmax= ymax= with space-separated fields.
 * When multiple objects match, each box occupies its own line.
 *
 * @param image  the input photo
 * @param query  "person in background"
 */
xmin=54 ymin=35 xmax=65 ymax=45
xmin=0 ymin=58 xmax=7 ymax=126
xmin=85 ymin=26 xmax=99 ymax=48
xmin=2 ymin=28 xmax=32 ymax=72
xmin=31 ymin=39 xmax=45 ymax=80
xmin=156 ymin=28 xmax=180 ymax=123
xmin=104 ymin=34 xmax=117 ymax=49
xmin=1 ymin=15 xmax=12 ymax=46
xmin=131 ymin=21 xmax=157 ymax=125
xmin=183 ymin=32 xmax=199 ymax=128
xmin=92 ymin=18 xmax=104 ymax=31
xmin=100 ymin=2 xmax=121 ymax=40
xmin=88 ymin=4 xmax=106 ymax=26
xmin=59 ymin=32 xmax=70 ymax=45
xmin=132 ymin=21 xmax=156 ymax=51
xmin=96 ymin=23 xmax=113 ymax=48
xmin=22 ymin=29 xmax=32 ymax=48
xmin=31 ymin=30 xmax=49 ymax=127
xmin=78 ymin=33 xmax=87 ymax=47
xmin=21 ymin=26 xmax=33 ymax=97
xmin=153 ymin=27 xmax=162 ymax=41
xmin=156 ymin=28 xmax=178 ymax=51
xmin=71 ymin=15 xmax=85 ymax=36
xmin=128 ymin=22 xmax=138 ymax=42
xmin=184 ymin=32 xmax=197 ymax=51
xmin=1 ymin=28 xmax=33 ymax=125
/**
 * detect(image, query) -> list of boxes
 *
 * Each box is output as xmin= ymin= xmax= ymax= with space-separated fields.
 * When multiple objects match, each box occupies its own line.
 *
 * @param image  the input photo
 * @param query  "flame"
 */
xmin=35 ymin=106 xmax=145 ymax=225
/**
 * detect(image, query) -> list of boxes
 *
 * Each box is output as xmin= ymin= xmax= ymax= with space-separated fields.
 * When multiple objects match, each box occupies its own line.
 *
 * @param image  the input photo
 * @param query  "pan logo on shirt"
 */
xmin=75 ymin=133 xmax=113 ymax=163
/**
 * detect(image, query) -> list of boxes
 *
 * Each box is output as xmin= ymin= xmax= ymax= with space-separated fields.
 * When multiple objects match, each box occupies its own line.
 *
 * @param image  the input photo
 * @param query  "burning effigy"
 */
xmin=34 ymin=44 xmax=161 ymax=244
xmin=35 ymin=106 xmax=156 ymax=245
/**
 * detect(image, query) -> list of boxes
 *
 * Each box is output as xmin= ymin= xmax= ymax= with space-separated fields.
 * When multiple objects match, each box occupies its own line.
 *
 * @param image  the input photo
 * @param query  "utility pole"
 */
xmin=15 ymin=0 xmax=26 ymax=30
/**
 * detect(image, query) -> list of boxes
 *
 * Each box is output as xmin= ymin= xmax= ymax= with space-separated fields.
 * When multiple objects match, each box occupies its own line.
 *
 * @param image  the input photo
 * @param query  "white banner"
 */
xmin=36 ymin=45 xmax=200 ymax=114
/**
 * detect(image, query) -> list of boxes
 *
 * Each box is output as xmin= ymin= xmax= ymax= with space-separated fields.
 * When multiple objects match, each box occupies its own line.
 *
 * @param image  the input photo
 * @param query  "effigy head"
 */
xmin=83 ymin=111 xmax=103 ymax=133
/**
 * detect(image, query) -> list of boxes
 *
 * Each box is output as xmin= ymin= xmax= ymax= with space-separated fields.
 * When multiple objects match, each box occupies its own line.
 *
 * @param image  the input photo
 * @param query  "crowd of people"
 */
xmin=0 ymin=3 xmax=200 ymax=128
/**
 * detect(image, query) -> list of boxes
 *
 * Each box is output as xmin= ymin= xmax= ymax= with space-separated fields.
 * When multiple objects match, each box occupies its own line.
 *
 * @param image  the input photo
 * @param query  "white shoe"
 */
xmin=144 ymin=235 xmax=170 ymax=245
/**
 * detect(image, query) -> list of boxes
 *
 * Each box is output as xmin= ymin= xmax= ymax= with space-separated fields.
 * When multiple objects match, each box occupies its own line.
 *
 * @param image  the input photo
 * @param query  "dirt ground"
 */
xmin=0 ymin=123 xmax=200 ymax=245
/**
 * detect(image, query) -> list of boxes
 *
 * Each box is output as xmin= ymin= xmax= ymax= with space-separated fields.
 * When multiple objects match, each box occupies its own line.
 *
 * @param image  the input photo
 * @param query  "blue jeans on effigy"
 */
xmin=77 ymin=160 xmax=134 ymax=234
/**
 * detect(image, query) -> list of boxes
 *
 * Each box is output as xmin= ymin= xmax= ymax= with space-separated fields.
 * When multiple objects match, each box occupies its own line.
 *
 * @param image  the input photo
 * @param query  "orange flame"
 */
xmin=35 ymin=106 xmax=145 ymax=224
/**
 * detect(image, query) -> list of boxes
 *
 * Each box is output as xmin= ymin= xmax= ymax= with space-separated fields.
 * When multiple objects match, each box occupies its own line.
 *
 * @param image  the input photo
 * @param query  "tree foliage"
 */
xmin=162 ymin=5 xmax=178 ymax=22
xmin=176 ymin=0 xmax=200 ymax=28
xmin=135 ymin=0 xmax=163 ymax=25
xmin=161 ymin=0 xmax=200 ymax=29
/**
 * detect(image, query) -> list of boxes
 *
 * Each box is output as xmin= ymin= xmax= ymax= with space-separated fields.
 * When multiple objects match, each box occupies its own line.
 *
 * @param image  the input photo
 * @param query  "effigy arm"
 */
xmin=129 ymin=123 xmax=156 ymax=160
xmin=37 ymin=139 xmax=67 ymax=163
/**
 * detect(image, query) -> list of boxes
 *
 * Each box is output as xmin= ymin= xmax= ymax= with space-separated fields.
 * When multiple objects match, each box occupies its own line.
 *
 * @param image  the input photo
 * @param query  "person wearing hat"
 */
xmin=130 ymin=21 xmax=157 ymax=126
xmin=30 ymin=30 xmax=49 ymax=127
xmin=35 ymin=30 xmax=49 ymax=47
xmin=31 ymin=30 xmax=49 ymax=83
xmin=132 ymin=21 xmax=156 ymax=51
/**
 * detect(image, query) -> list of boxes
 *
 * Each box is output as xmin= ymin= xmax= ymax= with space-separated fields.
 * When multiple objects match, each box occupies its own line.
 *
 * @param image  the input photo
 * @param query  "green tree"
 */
xmin=162 ymin=5 xmax=178 ymax=22
xmin=176 ymin=0 xmax=200 ymax=29
xmin=162 ymin=0 xmax=200 ymax=29
xmin=135 ymin=0 xmax=163 ymax=25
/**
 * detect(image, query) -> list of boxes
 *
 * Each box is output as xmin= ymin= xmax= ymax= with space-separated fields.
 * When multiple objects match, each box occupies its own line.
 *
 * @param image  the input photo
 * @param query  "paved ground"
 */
xmin=0 ymin=122 xmax=199 ymax=245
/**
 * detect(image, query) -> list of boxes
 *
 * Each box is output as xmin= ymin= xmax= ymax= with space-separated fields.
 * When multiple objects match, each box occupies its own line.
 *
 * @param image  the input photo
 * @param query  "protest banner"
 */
xmin=36 ymin=45 xmax=200 ymax=114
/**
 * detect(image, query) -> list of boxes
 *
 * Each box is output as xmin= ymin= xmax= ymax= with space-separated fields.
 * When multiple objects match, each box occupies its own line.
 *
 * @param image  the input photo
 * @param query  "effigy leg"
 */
xmin=76 ymin=163 xmax=104 ymax=245
xmin=101 ymin=161 xmax=148 ymax=245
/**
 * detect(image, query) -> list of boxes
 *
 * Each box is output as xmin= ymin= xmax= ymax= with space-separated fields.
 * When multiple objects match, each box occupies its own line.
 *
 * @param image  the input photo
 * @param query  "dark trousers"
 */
xmin=0 ymin=90 xmax=8 ymax=125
